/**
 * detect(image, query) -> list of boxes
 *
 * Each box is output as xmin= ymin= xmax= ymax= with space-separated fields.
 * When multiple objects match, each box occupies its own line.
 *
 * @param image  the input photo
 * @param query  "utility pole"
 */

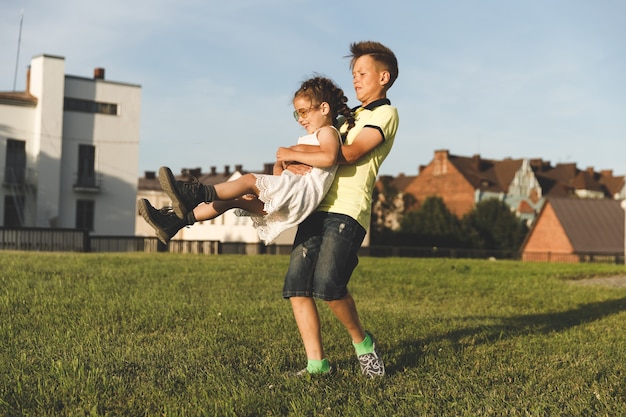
xmin=13 ymin=10 xmax=24 ymax=91
xmin=622 ymin=199 xmax=626 ymax=265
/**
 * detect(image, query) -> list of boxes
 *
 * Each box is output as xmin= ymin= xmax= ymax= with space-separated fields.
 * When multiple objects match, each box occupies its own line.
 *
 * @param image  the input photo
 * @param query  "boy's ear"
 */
xmin=380 ymin=71 xmax=391 ymax=86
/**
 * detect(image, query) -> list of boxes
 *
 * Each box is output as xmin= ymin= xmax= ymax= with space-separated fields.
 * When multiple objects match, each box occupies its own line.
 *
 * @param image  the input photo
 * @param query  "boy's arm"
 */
xmin=336 ymin=126 xmax=383 ymax=164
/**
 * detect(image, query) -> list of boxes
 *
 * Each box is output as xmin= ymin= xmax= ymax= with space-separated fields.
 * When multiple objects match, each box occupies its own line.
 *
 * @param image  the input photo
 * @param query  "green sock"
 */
xmin=353 ymin=333 xmax=374 ymax=356
xmin=306 ymin=358 xmax=330 ymax=374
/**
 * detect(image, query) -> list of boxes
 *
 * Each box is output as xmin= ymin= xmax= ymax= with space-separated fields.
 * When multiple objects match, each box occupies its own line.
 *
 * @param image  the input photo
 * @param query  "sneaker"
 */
xmin=138 ymin=199 xmax=187 ymax=244
xmin=358 ymin=332 xmax=385 ymax=377
xmin=159 ymin=166 xmax=211 ymax=218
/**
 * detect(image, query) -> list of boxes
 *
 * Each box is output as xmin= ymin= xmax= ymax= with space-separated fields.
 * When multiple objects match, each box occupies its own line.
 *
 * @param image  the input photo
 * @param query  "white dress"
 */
xmin=240 ymin=127 xmax=340 ymax=245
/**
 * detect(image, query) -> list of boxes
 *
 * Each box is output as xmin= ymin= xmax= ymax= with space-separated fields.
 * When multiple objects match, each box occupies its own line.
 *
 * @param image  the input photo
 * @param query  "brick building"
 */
xmin=402 ymin=149 xmax=625 ymax=224
xmin=521 ymin=198 xmax=624 ymax=262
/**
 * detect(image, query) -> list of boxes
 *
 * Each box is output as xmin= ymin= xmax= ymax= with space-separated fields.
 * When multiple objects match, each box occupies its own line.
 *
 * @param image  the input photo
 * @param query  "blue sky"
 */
xmin=1 ymin=0 xmax=624 ymax=178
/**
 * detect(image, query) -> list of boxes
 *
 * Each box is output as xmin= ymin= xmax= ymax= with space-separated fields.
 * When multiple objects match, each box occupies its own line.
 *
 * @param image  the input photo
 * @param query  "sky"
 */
xmin=1 ymin=0 xmax=624 ymax=178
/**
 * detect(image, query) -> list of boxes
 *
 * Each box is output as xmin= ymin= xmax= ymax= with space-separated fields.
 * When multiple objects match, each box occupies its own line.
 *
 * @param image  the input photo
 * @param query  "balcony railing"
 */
xmin=73 ymin=175 xmax=102 ymax=193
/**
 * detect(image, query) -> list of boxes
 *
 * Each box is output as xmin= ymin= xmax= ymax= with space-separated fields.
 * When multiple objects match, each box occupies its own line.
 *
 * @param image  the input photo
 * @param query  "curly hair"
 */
xmin=294 ymin=76 xmax=355 ymax=140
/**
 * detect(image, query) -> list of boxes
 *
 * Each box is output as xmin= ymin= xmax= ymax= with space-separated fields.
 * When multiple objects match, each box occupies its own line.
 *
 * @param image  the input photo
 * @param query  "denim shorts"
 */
xmin=282 ymin=212 xmax=366 ymax=301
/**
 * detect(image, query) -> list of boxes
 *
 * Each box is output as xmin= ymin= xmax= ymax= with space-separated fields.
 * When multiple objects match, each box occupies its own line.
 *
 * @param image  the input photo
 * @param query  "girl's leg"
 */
xmin=213 ymin=174 xmax=262 ymax=201
xmin=192 ymin=197 xmax=266 ymax=222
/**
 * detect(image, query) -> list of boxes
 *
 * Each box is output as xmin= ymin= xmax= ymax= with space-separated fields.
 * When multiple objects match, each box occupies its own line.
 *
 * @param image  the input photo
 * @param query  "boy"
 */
xmin=284 ymin=41 xmax=399 ymax=377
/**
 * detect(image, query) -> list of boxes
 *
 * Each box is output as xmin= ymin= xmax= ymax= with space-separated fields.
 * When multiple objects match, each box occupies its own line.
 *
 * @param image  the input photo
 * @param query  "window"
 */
xmin=4 ymin=139 xmax=26 ymax=184
xmin=3 ymin=195 xmax=24 ymax=228
xmin=76 ymin=199 xmax=95 ymax=231
xmin=76 ymin=144 xmax=96 ymax=188
xmin=64 ymin=97 xmax=118 ymax=115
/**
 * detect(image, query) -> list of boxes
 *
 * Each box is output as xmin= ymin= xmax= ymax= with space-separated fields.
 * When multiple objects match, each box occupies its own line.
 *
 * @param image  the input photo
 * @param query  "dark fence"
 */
xmin=0 ymin=227 xmax=261 ymax=255
xmin=362 ymin=245 xmax=520 ymax=260
xmin=0 ymin=227 xmax=87 ymax=252
xmin=523 ymin=251 xmax=625 ymax=264
xmin=0 ymin=227 xmax=623 ymax=263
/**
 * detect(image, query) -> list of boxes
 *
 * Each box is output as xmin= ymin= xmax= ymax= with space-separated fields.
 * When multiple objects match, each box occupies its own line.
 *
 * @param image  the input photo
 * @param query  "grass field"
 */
xmin=1 ymin=251 xmax=625 ymax=416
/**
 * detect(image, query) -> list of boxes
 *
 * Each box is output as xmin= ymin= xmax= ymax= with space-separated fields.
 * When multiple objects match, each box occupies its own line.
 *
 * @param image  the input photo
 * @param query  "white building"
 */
xmin=0 ymin=54 xmax=141 ymax=235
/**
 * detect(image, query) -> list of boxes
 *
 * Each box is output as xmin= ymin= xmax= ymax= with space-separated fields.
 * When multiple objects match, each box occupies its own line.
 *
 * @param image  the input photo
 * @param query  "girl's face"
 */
xmin=293 ymin=95 xmax=330 ymax=134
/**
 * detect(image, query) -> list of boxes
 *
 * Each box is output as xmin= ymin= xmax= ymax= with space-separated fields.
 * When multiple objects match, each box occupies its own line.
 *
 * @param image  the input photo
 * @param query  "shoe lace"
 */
xmin=157 ymin=206 xmax=176 ymax=215
xmin=179 ymin=175 xmax=201 ymax=191
xmin=178 ymin=175 xmax=209 ymax=202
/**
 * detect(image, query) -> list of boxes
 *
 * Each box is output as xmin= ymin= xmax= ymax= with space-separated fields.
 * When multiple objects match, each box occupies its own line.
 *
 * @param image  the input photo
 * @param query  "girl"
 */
xmin=139 ymin=76 xmax=354 ymax=244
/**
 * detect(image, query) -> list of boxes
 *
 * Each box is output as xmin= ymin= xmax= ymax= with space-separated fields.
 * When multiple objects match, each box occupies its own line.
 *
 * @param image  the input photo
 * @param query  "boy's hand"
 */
xmin=284 ymin=162 xmax=312 ymax=176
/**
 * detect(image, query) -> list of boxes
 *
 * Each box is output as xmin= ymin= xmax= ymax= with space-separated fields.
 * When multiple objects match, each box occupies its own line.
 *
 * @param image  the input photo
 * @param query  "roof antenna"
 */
xmin=13 ymin=9 xmax=24 ymax=91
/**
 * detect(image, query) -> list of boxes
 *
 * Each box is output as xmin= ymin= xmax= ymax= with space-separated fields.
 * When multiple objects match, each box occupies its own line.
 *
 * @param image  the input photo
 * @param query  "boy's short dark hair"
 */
xmin=349 ymin=41 xmax=399 ymax=88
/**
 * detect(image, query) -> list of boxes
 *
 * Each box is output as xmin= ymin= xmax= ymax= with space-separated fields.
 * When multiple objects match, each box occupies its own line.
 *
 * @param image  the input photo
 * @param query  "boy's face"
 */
xmin=352 ymin=55 xmax=388 ymax=106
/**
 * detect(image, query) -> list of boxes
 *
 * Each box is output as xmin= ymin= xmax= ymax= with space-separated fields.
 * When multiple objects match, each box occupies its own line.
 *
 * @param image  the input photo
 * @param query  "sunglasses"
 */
xmin=293 ymin=105 xmax=320 ymax=121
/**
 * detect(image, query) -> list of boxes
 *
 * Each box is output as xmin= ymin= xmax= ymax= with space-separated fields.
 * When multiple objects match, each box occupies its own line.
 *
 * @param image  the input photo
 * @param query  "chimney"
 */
xmin=94 ymin=68 xmax=105 ymax=80
xmin=264 ymin=163 xmax=274 ymax=174
xmin=26 ymin=66 xmax=31 ymax=94
xmin=224 ymin=165 xmax=230 ymax=176
xmin=145 ymin=171 xmax=156 ymax=180
xmin=586 ymin=167 xmax=595 ymax=176
xmin=472 ymin=154 xmax=481 ymax=170
xmin=235 ymin=164 xmax=243 ymax=172
xmin=433 ymin=149 xmax=449 ymax=175
xmin=210 ymin=166 xmax=217 ymax=175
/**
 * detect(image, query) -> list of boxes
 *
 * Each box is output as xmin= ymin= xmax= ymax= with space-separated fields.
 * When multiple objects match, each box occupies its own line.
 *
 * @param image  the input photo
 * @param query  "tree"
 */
xmin=399 ymin=196 xmax=466 ymax=247
xmin=462 ymin=199 xmax=528 ymax=251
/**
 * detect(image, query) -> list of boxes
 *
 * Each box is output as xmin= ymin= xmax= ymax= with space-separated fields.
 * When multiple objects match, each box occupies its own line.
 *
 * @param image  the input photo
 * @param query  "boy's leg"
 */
xmin=327 ymin=296 xmax=385 ymax=377
xmin=284 ymin=214 xmax=330 ymax=374
xmin=326 ymin=294 xmax=365 ymax=344
xmin=290 ymin=296 xmax=324 ymax=361
xmin=314 ymin=213 xmax=385 ymax=377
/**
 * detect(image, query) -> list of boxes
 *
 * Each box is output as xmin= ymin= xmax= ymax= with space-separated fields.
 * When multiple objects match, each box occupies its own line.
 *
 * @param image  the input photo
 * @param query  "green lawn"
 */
xmin=1 ymin=252 xmax=625 ymax=416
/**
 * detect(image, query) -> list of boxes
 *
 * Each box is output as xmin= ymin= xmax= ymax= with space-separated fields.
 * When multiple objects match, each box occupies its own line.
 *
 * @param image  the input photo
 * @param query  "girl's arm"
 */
xmin=276 ymin=126 xmax=339 ymax=168
xmin=273 ymin=161 xmax=284 ymax=176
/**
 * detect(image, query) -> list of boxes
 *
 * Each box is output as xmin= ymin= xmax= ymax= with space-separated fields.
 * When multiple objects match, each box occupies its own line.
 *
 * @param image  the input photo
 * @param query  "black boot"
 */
xmin=138 ymin=199 xmax=189 ymax=244
xmin=158 ymin=166 xmax=216 ymax=218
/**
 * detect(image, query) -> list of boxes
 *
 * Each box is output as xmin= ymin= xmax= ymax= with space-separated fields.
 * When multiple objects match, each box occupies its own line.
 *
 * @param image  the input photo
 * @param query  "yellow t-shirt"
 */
xmin=316 ymin=99 xmax=399 ymax=230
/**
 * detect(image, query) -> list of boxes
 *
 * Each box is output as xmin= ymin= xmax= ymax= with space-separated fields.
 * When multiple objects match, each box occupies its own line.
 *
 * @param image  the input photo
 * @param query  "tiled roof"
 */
xmin=600 ymin=172 xmax=625 ymax=197
xmin=571 ymin=171 xmax=604 ymax=192
xmin=390 ymin=173 xmax=416 ymax=193
xmin=0 ymin=91 xmax=38 ymax=106
xmin=548 ymin=198 xmax=624 ymax=253
xmin=138 ymin=174 xmax=161 ymax=191
xmin=448 ymin=155 xmax=503 ymax=192
xmin=447 ymin=154 xmax=526 ymax=194
xmin=517 ymin=200 xmax=535 ymax=214
xmin=492 ymin=159 xmax=524 ymax=193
